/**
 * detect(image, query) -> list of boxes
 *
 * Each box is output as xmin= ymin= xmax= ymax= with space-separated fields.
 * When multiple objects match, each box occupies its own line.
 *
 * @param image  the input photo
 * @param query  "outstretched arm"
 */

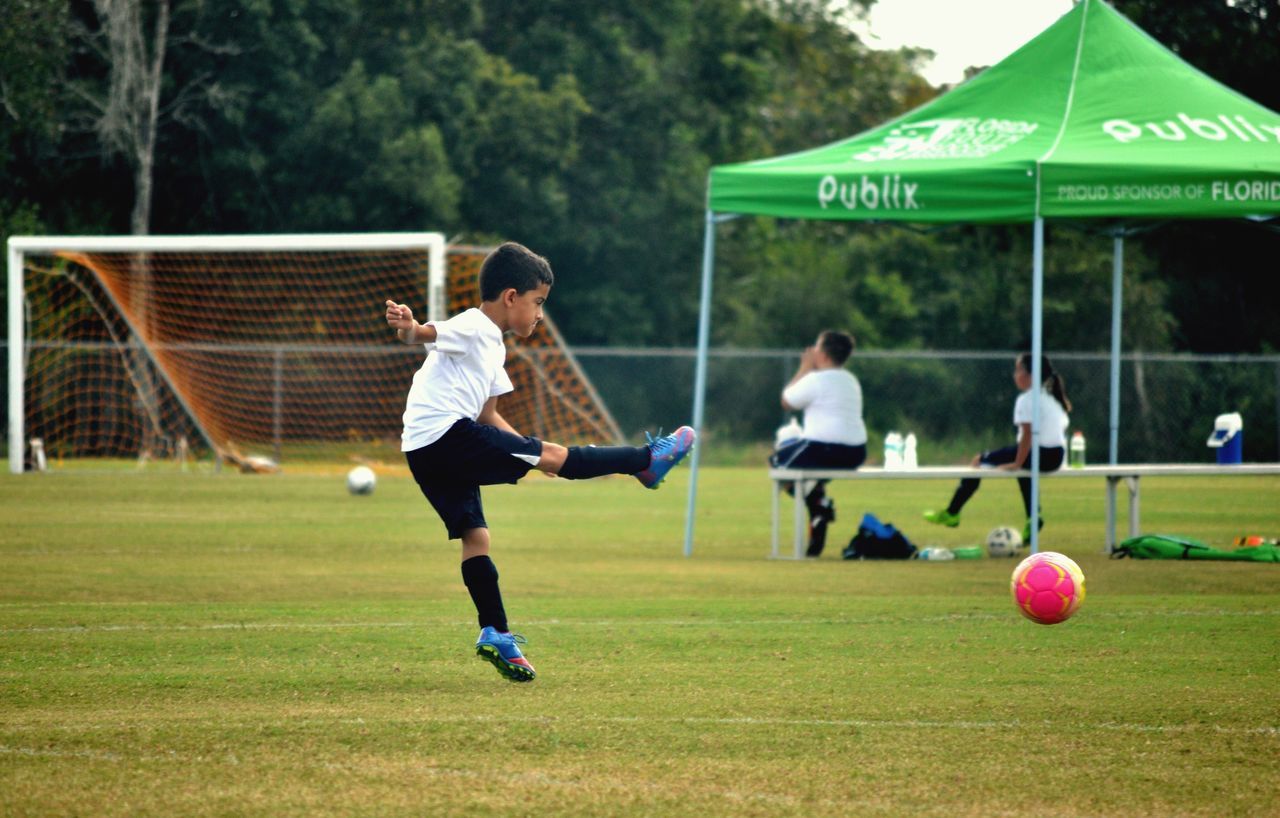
xmin=385 ymin=300 xmax=438 ymax=345
xmin=1000 ymin=424 xmax=1033 ymax=470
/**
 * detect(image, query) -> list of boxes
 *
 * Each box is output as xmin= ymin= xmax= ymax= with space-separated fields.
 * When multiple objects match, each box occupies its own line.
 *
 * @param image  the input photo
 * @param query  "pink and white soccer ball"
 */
xmin=1010 ymin=551 xmax=1086 ymax=625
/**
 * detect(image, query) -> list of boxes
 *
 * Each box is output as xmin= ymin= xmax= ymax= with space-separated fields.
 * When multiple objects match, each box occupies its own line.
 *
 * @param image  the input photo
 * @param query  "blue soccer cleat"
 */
xmin=634 ymin=426 xmax=697 ymax=489
xmin=475 ymin=626 xmax=536 ymax=682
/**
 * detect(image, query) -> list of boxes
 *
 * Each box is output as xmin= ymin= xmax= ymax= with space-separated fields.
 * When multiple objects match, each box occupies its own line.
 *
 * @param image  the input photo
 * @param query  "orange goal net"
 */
xmin=7 ymin=234 xmax=620 ymax=473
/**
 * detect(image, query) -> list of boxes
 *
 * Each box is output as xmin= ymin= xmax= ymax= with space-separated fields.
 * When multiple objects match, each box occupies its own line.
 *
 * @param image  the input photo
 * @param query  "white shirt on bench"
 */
xmin=782 ymin=369 xmax=867 ymax=446
xmin=1014 ymin=387 xmax=1069 ymax=448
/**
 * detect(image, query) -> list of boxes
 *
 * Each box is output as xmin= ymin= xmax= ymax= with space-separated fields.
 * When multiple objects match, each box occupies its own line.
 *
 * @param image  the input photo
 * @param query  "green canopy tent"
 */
xmin=683 ymin=0 xmax=1280 ymax=555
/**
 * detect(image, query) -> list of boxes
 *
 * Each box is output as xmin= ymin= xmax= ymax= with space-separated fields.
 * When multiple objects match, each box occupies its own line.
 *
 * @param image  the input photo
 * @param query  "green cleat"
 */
xmin=923 ymin=509 xmax=960 ymax=528
xmin=1022 ymin=517 xmax=1044 ymax=543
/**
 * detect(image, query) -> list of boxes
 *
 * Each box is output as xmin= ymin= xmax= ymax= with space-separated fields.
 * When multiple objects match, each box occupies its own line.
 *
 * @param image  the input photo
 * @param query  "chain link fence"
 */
xmin=4 ymin=344 xmax=1278 ymax=466
xmin=568 ymin=348 xmax=1280 ymax=464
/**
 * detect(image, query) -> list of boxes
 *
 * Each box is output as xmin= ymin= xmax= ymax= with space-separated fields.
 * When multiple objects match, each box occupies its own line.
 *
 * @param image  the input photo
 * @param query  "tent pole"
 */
xmin=684 ymin=210 xmax=720 ymax=557
xmin=1030 ymin=218 xmax=1045 ymax=555
xmin=1109 ymin=231 xmax=1124 ymax=465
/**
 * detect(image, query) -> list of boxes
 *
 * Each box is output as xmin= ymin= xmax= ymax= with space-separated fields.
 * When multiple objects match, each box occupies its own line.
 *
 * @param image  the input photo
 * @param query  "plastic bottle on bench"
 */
xmin=1069 ymin=430 xmax=1086 ymax=468
xmin=884 ymin=432 xmax=903 ymax=469
xmin=904 ymin=433 xmax=918 ymax=469
xmin=776 ymin=416 xmax=803 ymax=449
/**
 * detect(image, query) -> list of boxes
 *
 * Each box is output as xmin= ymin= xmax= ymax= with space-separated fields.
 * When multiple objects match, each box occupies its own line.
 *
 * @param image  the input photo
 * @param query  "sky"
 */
xmin=855 ymin=0 xmax=1077 ymax=86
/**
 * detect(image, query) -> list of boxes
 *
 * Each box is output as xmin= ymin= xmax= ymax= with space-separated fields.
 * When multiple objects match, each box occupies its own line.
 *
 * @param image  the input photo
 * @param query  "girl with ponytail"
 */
xmin=923 ymin=353 xmax=1072 ymax=541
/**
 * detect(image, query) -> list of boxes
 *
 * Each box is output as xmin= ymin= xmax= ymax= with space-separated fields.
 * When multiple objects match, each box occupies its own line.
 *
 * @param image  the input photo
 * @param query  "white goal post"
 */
xmin=8 ymin=233 xmax=446 ymax=474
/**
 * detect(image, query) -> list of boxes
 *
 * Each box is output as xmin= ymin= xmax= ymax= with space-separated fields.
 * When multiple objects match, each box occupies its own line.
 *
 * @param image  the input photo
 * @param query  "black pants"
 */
xmin=405 ymin=418 xmax=542 ymax=539
xmin=770 ymin=439 xmax=867 ymax=511
xmin=947 ymin=445 xmax=1065 ymax=520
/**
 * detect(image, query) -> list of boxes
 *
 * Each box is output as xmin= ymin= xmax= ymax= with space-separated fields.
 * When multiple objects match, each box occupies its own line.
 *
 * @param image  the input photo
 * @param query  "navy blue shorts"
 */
xmin=405 ymin=418 xmax=543 ymax=539
xmin=979 ymin=444 xmax=1065 ymax=472
xmin=770 ymin=439 xmax=866 ymax=499
xmin=770 ymin=439 xmax=867 ymax=470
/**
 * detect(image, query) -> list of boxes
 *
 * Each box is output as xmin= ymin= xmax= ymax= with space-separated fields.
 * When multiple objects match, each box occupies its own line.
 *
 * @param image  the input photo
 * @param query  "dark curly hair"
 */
xmin=479 ymin=242 xmax=554 ymax=301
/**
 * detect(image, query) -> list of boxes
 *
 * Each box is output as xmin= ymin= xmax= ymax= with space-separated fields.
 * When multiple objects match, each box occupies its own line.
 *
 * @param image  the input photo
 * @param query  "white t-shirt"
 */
xmin=400 ymin=308 xmax=513 ymax=451
xmin=782 ymin=368 xmax=867 ymax=446
xmin=1013 ymin=387 xmax=1070 ymax=448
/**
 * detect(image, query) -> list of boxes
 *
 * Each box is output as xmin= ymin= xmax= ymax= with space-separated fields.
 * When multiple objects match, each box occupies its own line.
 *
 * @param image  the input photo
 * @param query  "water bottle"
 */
xmin=28 ymin=437 xmax=48 ymax=472
xmin=775 ymin=416 xmax=803 ymax=448
xmin=904 ymin=433 xmax=918 ymax=469
xmin=1069 ymin=430 xmax=1086 ymax=468
xmin=951 ymin=545 xmax=983 ymax=559
xmin=917 ymin=546 xmax=955 ymax=561
xmin=883 ymin=432 xmax=903 ymax=469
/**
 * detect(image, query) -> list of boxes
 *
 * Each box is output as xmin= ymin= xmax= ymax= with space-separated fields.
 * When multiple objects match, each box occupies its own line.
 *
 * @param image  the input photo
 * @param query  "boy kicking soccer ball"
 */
xmin=385 ymin=241 xmax=695 ymax=682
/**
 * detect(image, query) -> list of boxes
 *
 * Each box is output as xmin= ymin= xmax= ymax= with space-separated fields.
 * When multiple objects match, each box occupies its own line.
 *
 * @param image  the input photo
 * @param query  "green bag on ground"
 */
xmin=1114 ymin=534 xmax=1280 ymax=562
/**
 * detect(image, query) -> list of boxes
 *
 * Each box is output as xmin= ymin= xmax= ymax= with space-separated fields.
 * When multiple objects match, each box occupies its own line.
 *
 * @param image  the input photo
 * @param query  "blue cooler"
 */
xmin=1206 ymin=412 xmax=1243 ymax=464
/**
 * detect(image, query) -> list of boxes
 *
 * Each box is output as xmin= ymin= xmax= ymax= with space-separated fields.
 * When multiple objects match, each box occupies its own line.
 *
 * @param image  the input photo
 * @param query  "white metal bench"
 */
xmin=768 ymin=463 xmax=1280 ymax=559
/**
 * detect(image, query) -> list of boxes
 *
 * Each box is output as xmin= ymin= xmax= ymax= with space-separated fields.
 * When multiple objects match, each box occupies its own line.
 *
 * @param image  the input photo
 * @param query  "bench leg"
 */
xmin=1126 ymin=476 xmax=1140 ymax=540
xmin=793 ymin=482 xmax=806 ymax=559
xmin=1105 ymin=476 xmax=1118 ymax=553
xmin=771 ymin=480 xmax=780 ymax=559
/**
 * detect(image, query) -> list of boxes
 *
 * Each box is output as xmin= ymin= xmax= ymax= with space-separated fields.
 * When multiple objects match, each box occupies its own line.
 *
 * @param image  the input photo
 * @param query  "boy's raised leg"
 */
xmin=542 ymin=426 xmax=697 ymax=489
xmin=552 ymin=442 xmax=649 ymax=479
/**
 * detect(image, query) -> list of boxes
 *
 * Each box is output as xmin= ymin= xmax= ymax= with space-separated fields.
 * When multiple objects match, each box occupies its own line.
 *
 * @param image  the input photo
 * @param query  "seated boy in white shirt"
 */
xmin=770 ymin=330 xmax=867 ymax=556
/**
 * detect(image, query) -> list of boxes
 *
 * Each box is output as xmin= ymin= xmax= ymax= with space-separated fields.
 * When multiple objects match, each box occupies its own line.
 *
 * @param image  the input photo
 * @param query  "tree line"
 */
xmin=2 ymin=0 xmax=1276 ymax=353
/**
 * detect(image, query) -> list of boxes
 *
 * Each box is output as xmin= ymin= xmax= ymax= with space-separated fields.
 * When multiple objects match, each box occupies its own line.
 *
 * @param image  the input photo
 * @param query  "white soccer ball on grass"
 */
xmin=346 ymin=465 xmax=377 ymax=496
xmin=986 ymin=526 xmax=1024 ymax=558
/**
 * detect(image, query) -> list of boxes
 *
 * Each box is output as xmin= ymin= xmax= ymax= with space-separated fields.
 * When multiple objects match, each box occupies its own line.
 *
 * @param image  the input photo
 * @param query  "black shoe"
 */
xmin=806 ymin=499 xmax=835 ymax=557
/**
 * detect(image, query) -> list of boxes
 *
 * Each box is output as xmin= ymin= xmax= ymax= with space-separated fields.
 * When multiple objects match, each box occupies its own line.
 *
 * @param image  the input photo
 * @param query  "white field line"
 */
xmin=1 ymin=620 xmax=422 ymax=633
xmin=2 ymin=714 xmax=1275 ymax=742
xmin=0 ymin=745 xmax=834 ymax=809
xmin=1 ymin=608 xmax=1277 ymax=634
xmin=395 ymin=713 xmax=1279 ymax=737
xmin=644 ymin=716 xmax=1280 ymax=737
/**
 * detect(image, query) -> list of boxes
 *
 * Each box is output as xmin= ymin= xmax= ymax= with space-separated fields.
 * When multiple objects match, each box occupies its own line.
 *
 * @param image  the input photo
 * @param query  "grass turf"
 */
xmin=2 ymin=466 xmax=1278 ymax=817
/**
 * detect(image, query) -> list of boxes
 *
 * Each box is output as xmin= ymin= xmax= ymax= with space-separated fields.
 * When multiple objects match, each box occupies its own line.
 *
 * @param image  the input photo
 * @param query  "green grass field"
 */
xmin=2 ymin=466 xmax=1278 ymax=817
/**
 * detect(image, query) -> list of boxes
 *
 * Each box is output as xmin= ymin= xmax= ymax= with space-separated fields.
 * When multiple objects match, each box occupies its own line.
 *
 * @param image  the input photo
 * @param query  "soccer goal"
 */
xmin=8 ymin=234 xmax=620 ymax=474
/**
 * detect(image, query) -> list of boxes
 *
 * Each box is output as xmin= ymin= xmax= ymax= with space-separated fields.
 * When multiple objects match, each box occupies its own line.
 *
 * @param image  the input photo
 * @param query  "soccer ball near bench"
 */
xmin=986 ymin=526 xmax=1024 ymax=558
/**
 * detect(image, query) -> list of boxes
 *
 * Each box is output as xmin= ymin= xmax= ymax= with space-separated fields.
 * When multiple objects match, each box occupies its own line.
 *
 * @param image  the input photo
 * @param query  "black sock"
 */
xmin=805 ymin=484 xmax=826 ymax=515
xmin=558 ymin=445 xmax=650 ymax=479
xmin=460 ymin=555 xmax=508 ymax=632
xmin=948 ymin=478 xmax=980 ymax=516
